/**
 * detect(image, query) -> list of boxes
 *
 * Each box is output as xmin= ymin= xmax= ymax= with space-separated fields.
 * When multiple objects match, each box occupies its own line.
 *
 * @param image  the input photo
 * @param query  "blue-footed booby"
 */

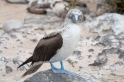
xmin=18 ymin=9 xmax=84 ymax=77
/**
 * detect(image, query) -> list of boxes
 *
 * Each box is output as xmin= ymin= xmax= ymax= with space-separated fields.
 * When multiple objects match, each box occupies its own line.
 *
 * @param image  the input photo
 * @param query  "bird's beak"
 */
xmin=71 ymin=14 xmax=80 ymax=23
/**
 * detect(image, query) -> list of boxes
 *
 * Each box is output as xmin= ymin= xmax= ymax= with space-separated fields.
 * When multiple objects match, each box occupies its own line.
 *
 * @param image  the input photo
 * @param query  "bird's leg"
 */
xmin=60 ymin=61 xmax=76 ymax=76
xmin=50 ymin=61 xmax=76 ymax=76
xmin=50 ymin=62 xmax=60 ymax=71
xmin=60 ymin=61 xmax=65 ymax=69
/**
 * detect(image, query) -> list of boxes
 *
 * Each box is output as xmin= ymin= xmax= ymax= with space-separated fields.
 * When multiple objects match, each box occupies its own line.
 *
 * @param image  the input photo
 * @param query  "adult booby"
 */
xmin=18 ymin=9 xmax=84 ymax=77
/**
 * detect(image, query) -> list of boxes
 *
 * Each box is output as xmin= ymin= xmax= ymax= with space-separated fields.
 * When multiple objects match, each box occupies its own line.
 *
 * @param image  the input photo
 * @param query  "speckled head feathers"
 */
xmin=65 ymin=9 xmax=84 ymax=24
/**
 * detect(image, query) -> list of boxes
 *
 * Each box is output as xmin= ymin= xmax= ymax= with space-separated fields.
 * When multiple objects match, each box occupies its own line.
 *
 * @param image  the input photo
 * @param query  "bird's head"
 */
xmin=65 ymin=9 xmax=85 ymax=24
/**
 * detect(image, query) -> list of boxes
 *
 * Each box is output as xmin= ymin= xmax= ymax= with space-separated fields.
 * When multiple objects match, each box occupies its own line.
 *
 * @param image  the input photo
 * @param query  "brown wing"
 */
xmin=32 ymin=33 xmax=63 ymax=62
xmin=18 ymin=33 xmax=62 ymax=77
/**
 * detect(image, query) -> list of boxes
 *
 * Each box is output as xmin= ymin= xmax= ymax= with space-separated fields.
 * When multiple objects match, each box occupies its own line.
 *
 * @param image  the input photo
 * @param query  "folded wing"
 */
xmin=32 ymin=33 xmax=63 ymax=62
xmin=18 ymin=33 xmax=63 ymax=77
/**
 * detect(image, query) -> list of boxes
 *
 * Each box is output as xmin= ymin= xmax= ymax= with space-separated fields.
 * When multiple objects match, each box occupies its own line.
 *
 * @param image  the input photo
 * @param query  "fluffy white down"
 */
xmin=50 ymin=24 xmax=81 ymax=63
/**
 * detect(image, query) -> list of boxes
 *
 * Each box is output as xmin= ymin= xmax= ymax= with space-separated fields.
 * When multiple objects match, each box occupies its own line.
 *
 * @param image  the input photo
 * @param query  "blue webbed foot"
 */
xmin=50 ymin=61 xmax=76 ymax=76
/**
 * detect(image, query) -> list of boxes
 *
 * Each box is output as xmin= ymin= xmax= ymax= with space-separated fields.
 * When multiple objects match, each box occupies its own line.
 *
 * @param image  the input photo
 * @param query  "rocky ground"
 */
xmin=0 ymin=0 xmax=124 ymax=82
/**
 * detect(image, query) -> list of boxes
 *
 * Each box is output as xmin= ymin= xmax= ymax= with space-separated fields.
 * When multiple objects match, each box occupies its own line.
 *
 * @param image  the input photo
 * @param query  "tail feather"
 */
xmin=18 ymin=56 xmax=33 ymax=68
xmin=21 ymin=63 xmax=43 ymax=77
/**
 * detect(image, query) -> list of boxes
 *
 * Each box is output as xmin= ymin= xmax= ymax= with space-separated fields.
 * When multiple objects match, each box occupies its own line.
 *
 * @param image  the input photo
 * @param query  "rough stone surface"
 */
xmin=84 ymin=13 xmax=124 ymax=35
xmin=24 ymin=69 xmax=99 ymax=82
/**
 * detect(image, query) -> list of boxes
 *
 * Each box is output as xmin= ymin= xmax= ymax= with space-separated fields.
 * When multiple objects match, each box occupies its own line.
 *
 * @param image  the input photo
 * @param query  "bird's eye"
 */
xmin=69 ymin=14 xmax=73 ymax=19
xmin=79 ymin=15 xmax=82 ymax=21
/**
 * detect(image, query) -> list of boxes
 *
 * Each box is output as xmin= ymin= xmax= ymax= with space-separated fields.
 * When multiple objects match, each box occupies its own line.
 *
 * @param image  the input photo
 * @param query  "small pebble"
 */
xmin=16 ymin=39 xmax=20 ymax=41
xmin=10 ymin=34 xmax=17 ymax=39
xmin=88 ymin=49 xmax=94 ymax=52
xmin=20 ymin=42 xmax=23 ymax=44
xmin=88 ymin=55 xmax=92 ymax=58
xmin=31 ymin=38 xmax=37 ymax=42
xmin=28 ymin=52 xmax=33 ymax=55
xmin=37 ymin=26 xmax=44 ymax=30
xmin=86 ymin=37 xmax=89 ymax=40
xmin=4 ymin=47 xmax=8 ymax=49
xmin=6 ymin=66 xmax=13 ymax=74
